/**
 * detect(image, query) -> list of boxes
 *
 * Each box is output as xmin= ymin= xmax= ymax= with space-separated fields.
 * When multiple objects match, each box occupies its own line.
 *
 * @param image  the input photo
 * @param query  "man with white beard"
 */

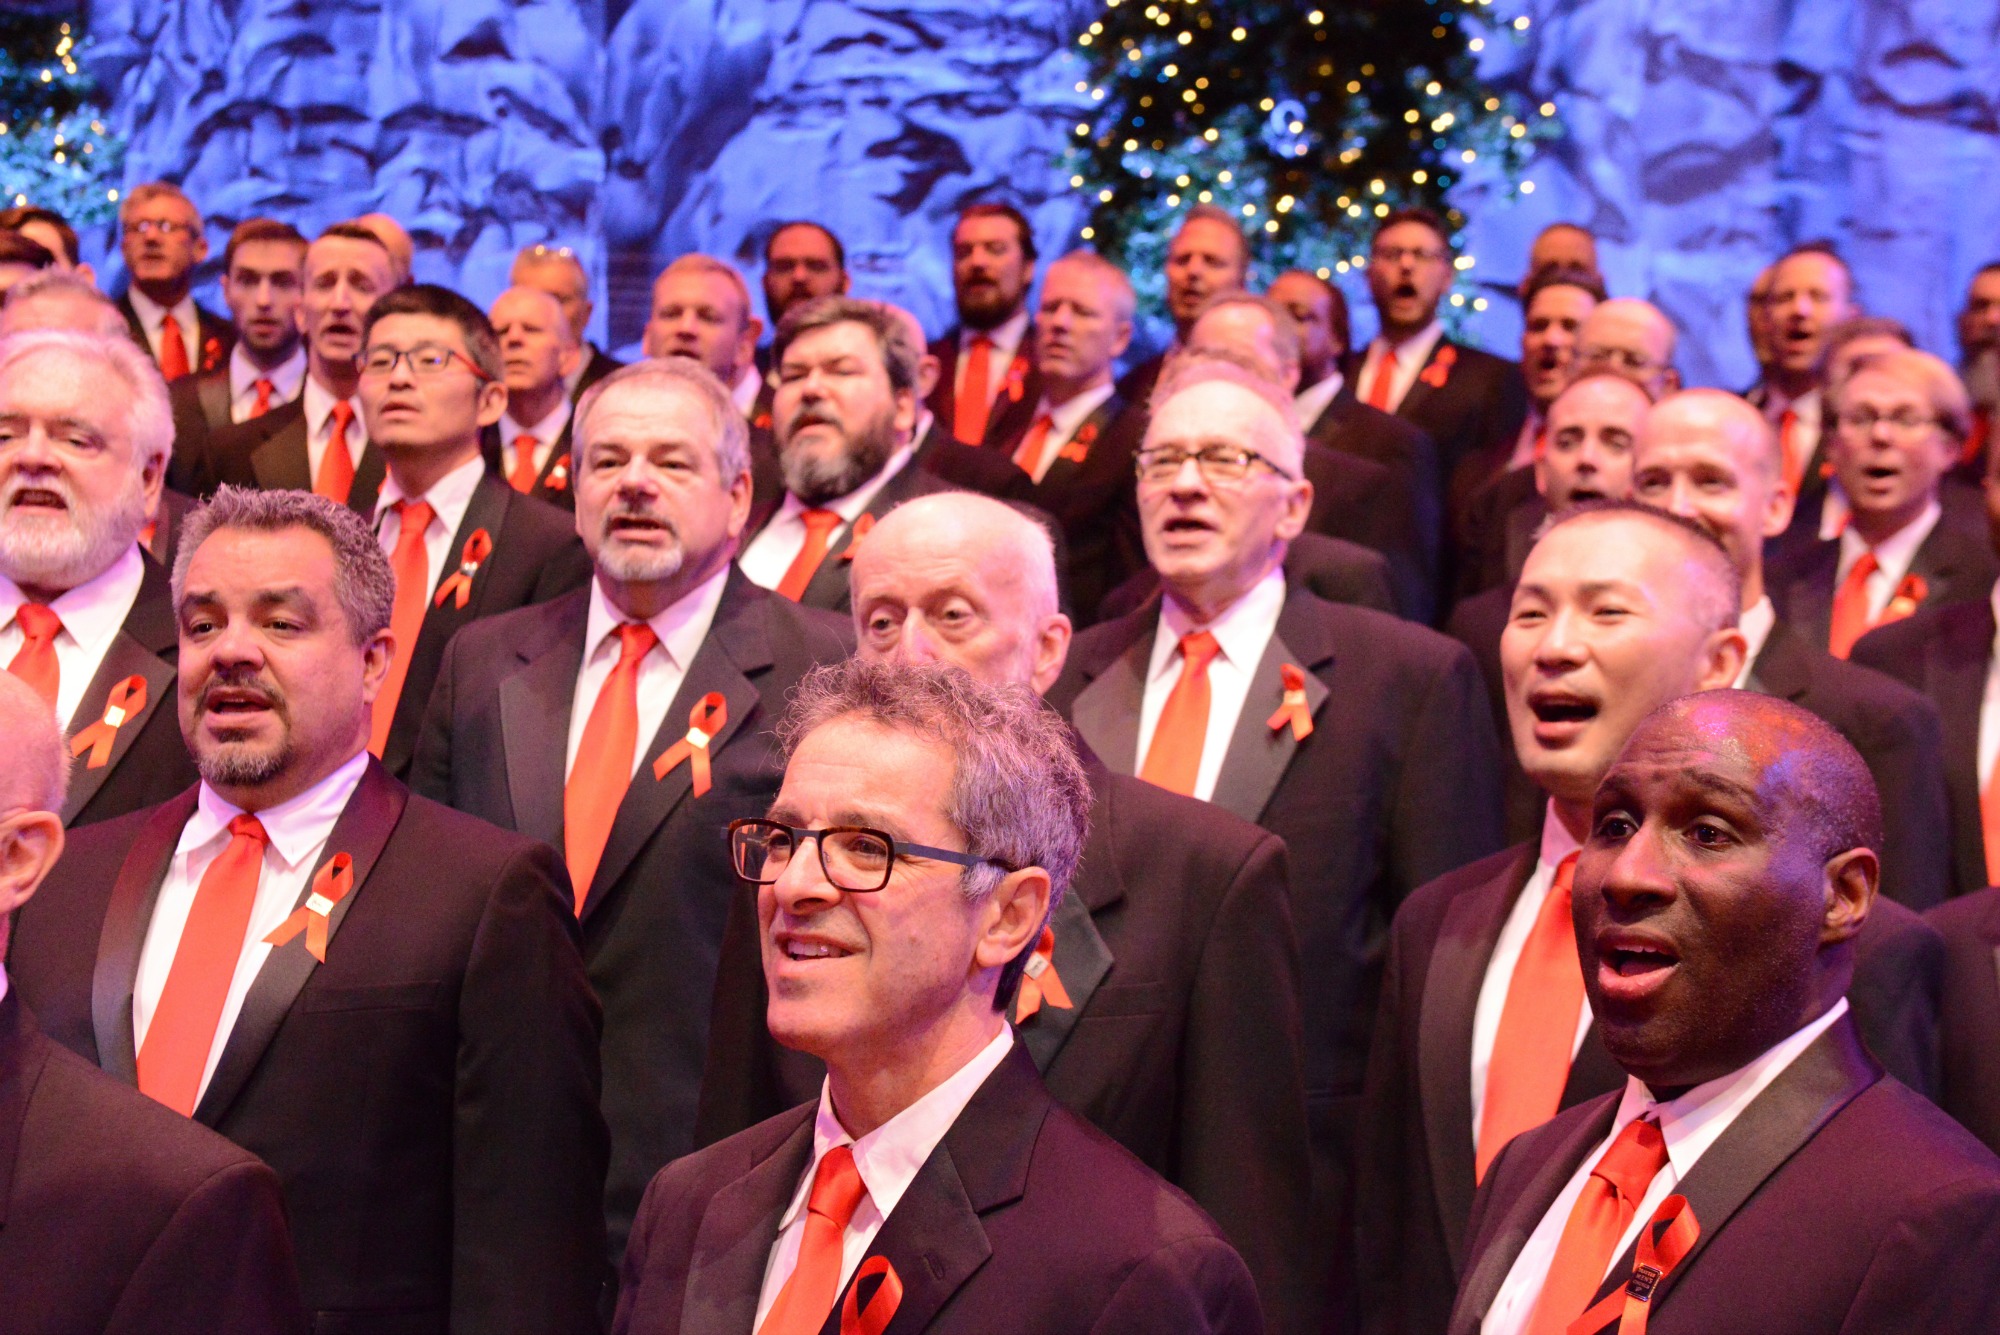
xmin=0 ymin=328 xmax=197 ymax=825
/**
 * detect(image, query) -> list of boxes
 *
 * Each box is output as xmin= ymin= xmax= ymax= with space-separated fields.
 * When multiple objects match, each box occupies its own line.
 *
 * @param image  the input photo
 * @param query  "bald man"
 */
xmin=0 ymin=674 xmax=307 ymax=1332
xmin=700 ymin=491 xmax=1319 ymax=1331
xmin=490 ymin=284 xmax=583 ymax=508
xmin=1452 ymin=691 xmax=2000 ymax=1335
xmin=1575 ymin=297 xmax=1679 ymax=402
xmin=511 ymin=244 xmax=623 ymax=403
xmin=1635 ymin=389 xmax=1953 ymax=906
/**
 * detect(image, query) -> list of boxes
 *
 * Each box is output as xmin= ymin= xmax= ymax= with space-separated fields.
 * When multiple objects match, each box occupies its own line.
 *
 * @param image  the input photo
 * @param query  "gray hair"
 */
xmin=779 ymin=658 xmax=1093 ymax=1007
xmin=1048 ymin=250 xmax=1137 ymax=323
xmin=0 ymin=671 xmax=67 ymax=812
xmin=172 ymin=487 xmax=395 ymax=645
xmin=0 ymin=328 xmax=173 ymax=475
xmin=1 ymin=271 xmax=133 ymax=341
xmin=1150 ymin=349 xmax=1307 ymax=476
xmin=773 ymin=296 xmax=922 ymax=396
xmin=658 ymin=254 xmax=755 ymax=331
xmin=119 ymin=180 xmax=201 ymax=230
xmin=574 ymin=357 xmax=751 ymax=485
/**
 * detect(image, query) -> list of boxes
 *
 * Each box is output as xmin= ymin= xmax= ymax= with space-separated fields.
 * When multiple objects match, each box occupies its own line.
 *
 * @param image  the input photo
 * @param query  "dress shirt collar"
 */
xmin=229 ymin=344 xmax=307 ymax=404
xmin=912 ymin=408 xmax=937 ymax=447
xmin=778 ymin=442 xmax=918 ymax=527
xmin=964 ymin=308 xmax=1030 ymax=363
xmin=303 ymin=374 xmax=363 ymax=442
xmin=732 ymin=366 xmax=762 ymax=418
xmin=1293 ymin=370 xmax=1345 ymax=432
xmin=0 ymin=542 xmax=144 ymax=652
xmin=1039 ymin=380 xmax=1116 ymax=439
xmin=501 ymin=395 xmax=572 ymax=449
xmin=1537 ymin=798 xmax=1584 ymax=873
xmin=1837 ymin=496 xmax=1941 ymax=581
xmin=1375 ymin=318 xmax=1443 ymax=364
xmin=1152 ymin=566 xmax=1287 ymax=685
xmin=375 ymin=451 xmax=486 ymax=535
xmin=583 ymin=562 xmax=730 ymax=674
xmin=782 ymin=1026 xmax=1015 ymax=1233
xmin=1734 ymin=596 xmax=1777 ymax=686
xmin=125 ymin=284 xmax=197 ymax=339
xmin=1991 ymin=581 xmax=2000 ymax=659
xmin=180 ymin=749 xmax=370 ymax=871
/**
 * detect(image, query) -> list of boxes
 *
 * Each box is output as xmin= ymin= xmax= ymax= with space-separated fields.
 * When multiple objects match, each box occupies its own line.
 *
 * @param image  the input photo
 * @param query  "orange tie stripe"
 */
xmin=776 ymin=509 xmax=843 ymax=603
xmin=1522 ymin=1117 xmax=1669 ymax=1335
xmin=1827 ymin=550 xmax=1879 ymax=659
xmin=1138 ymin=630 xmax=1222 ymax=797
xmin=1777 ymin=408 xmax=1802 ymax=496
xmin=757 ymin=1145 xmax=869 ymax=1335
xmin=563 ymin=622 xmax=659 ymax=912
xmin=954 ymin=334 xmax=995 ymax=444
xmin=7 ymin=602 xmax=62 ymax=710
xmin=508 ymin=433 xmax=542 ymax=493
xmin=158 ymin=310 xmax=191 ymax=381
xmin=316 ymin=400 xmax=358 ymax=505
xmin=1364 ymin=346 xmax=1397 ymax=410
xmin=1013 ymin=413 xmax=1055 ymax=476
xmin=250 ymin=378 xmax=274 ymax=419
xmin=1477 ymin=851 xmax=1584 ymax=1182
xmin=369 ymin=499 xmax=434 ymax=757
xmin=1981 ymin=753 xmax=2000 ymax=889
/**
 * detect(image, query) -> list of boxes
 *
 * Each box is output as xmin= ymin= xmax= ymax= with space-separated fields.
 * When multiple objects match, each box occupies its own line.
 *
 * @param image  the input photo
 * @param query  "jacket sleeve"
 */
xmin=1858 ymin=686 xmax=1953 ymax=910
xmin=1089 ymin=1235 xmax=1268 ymax=1335
xmin=1840 ymin=1177 xmax=2000 ymax=1332
xmin=1388 ymin=643 xmax=1505 ymax=900
xmin=104 ymin=1159 xmax=308 ymax=1335
xmin=406 ymin=634 xmax=460 ymax=804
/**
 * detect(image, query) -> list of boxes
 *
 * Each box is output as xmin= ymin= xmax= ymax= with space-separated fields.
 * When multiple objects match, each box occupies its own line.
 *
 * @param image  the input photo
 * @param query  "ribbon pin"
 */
xmin=263 ymin=853 xmax=355 ymax=963
xmin=1564 ymin=1194 xmax=1698 ymax=1335
xmin=1266 ymin=663 xmax=1314 ymax=741
xmin=841 ymin=1256 xmax=903 ymax=1335
xmin=653 ymin=692 xmax=728 ymax=796
xmin=1014 ymin=925 xmax=1073 ymax=1023
xmin=839 ymin=512 xmax=876 ymax=562
xmin=544 ymin=454 xmax=570 ymax=493
xmin=1418 ymin=343 xmax=1458 ymax=389
xmin=1883 ymin=572 xmax=1929 ymax=623
xmin=1057 ymin=421 xmax=1098 ymax=465
xmin=433 ymin=528 xmax=494 ymax=609
xmin=69 ymin=675 xmax=147 ymax=769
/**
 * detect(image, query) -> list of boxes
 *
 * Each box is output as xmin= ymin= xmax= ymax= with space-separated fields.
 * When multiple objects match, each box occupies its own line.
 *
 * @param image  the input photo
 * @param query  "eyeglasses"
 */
xmin=727 ymin=817 xmax=1012 ymax=893
xmin=124 ymin=218 xmax=195 ymax=239
xmin=1835 ymin=409 xmax=1939 ymax=435
xmin=359 ymin=343 xmax=494 ymax=381
xmin=527 ymin=243 xmax=576 ymax=259
xmin=1371 ymin=246 xmax=1447 ymax=265
xmin=1579 ymin=346 xmax=1663 ymax=374
xmin=1135 ymin=445 xmax=1294 ymax=485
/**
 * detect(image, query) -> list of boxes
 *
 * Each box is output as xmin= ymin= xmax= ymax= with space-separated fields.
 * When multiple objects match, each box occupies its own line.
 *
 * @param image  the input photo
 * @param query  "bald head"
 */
xmin=1578 ymin=298 xmax=1679 ymax=399
xmin=0 ymin=672 xmax=65 ymax=813
xmin=1647 ymin=389 xmax=1777 ymax=479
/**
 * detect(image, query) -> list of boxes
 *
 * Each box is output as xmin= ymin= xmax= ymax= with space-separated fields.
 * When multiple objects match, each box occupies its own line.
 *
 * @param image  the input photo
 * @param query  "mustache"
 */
xmin=3 ymin=475 xmax=74 ymax=508
xmin=195 ymin=666 xmax=285 ymax=714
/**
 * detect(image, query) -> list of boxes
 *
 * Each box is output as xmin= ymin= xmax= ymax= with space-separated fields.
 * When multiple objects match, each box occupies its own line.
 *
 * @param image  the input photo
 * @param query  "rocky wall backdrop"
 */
xmin=80 ymin=0 xmax=2000 ymax=386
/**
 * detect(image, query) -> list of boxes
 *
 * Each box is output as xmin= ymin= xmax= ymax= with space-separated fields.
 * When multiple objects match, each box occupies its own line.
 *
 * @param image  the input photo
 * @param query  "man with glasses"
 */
xmin=1049 ymin=353 xmax=1503 ymax=1323
xmin=615 ymin=657 xmax=1263 ymax=1335
xmin=760 ymin=222 xmax=849 ymax=376
xmin=112 ymin=181 xmax=233 ymax=382
xmin=355 ymin=284 xmax=588 ymax=778
xmin=1574 ymin=297 xmax=1680 ymax=402
xmin=411 ymin=356 xmax=850 ymax=1266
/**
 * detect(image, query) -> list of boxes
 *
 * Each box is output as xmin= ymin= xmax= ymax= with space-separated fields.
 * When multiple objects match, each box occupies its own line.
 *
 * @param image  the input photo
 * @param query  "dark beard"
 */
xmin=956 ymin=282 xmax=1023 ymax=332
xmin=781 ymin=407 xmax=899 ymax=505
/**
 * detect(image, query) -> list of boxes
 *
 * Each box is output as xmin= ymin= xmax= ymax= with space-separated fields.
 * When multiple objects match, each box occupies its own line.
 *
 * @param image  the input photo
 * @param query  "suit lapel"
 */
xmin=249 ymin=409 xmax=313 ymax=492
xmin=1068 ymin=609 xmax=1154 ymax=777
xmin=1209 ymin=593 xmax=1332 ymax=826
xmin=532 ymin=423 xmax=575 ymax=502
xmin=0 ymin=992 xmax=45 ymax=1229
xmin=799 ymin=461 xmax=933 ymax=610
xmin=681 ymin=1112 xmax=817 ymax=1334
xmin=1013 ymin=881 xmax=1113 ymax=1072
xmin=1030 ymin=394 xmax=1123 ymax=493
xmin=60 ymin=629 xmax=178 ymax=825
xmin=1393 ymin=338 xmax=1452 ymax=421
xmin=192 ymin=762 xmax=410 ymax=1127
xmin=92 ymin=791 xmax=199 ymax=1082
xmin=497 ymin=591 xmax=590 ymax=850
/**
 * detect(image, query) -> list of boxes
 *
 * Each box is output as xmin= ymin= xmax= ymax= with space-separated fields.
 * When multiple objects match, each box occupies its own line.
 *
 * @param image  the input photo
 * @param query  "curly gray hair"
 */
xmin=172 ymin=487 xmax=395 ymax=645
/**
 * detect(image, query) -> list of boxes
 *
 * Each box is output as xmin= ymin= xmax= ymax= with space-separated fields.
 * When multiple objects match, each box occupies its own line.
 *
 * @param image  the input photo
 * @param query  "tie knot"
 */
xmin=969 ymin=332 xmax=993 ymax=349
xmin=330 ymin=399 xmax=355 ymax=432
xmin=226 ymin=813 xmax=270 ymax=845
xmin=1591 ymin=1116 xmax=1667 ymax=1205
xmin=254 ymin=377 xmax=273 ymax=395
xmin=14 ymin=602 xmax=61 ymax=640
xmin=1850 ymin=550 xmax=1880 ymax=581
xmin=805 ymin=1145 xmax=868 ymax=1229
xmin=160 ymin=311 xmax=183 ymax=333
xmin=514 ymin=433 xmax=538 ymax=450
xmin=395 ymin=499 xmax=435 ymax=531
xmin=1552 ymin=850 xmax=1580 ymax=897
xmin=613 ymin=621 xmax=659 ymax=664
xmin=800 ymin=508 xmax=843 ymax=538
xmin=1179 ymin=629 xmax=1221 ymax=676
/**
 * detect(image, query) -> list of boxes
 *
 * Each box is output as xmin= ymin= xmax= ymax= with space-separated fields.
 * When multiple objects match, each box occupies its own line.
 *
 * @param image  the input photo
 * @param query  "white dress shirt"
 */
xmin=1293 ymin=370 xmax=1346 ymax=436
xmin=1481 ymin=998 xmax=1851 ymax=1335
xmin=1134 ymin=568 xmax=1287 ymax=803
xmin=1977 ymin=584 xmax=2000 ymax=792
xmin=132 ymin=750 xmax=370 ymax=1105
xmin=1835 ymin=497 xmax=1941 ymax=622
xmin=302 ymin=375 xmax=368 ymax=487
xmin=754 ymin=1026 xmax=1016 ymax=1330
xmin=1732 ymin=595 xmax=1778 ymax=688
xmin=1016 ymin=381 xmax=1116 ymax=482
xmin=738 ymin=444 xmax=919 ymax=592
xmin=1469 ymin=802 xmax=1591 ymax=1145
xmin=0 ymin=544 xmax=145 ymax=727
xmin=500 ymin=397 xmax=574 ymax=481
xmin=228 ymin=344 xmax=307 ymax=423
xmin=1354 ymin=319 xmax=1444 ymax=414
xmin=732 ymin=366 xmax=763 ymax=419
xmin=565 ymin=566 xmax=729 ymax=778
xmin=124 ymin=285 xmax=201 ymax=372
xmin=951 ymin=308 xmax=1031 ymax=408
xmin=373 ymin=453 xmax=486 ymax=602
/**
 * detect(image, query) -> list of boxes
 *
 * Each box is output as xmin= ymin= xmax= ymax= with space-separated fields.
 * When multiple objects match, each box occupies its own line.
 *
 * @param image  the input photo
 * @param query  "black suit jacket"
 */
xmin=116 ymin=292 xmax=234 ymax=379
xmin=6 ymin=762 xmax=611 ymax=1333
xmin=1454 ymin=466 xmax=1543 ymax=600
xmin=740 ymin=459 xmax=956 ymax=613
xmin=619 ymin=1045 xmax=1263 ymax=1335
xmin=410 ymin=571 xmax=853 ymax=1264
xmin=571 ymin=344 xmax=623 ymax=405
xmin=1301 ymin=443 xmax=1434 ymax=622
xmin=166 ymin=365 xmax=234 ymax=495
xmin=376 ymin=473 xmax=592 ymax=777
xmin=1853 ymin=598 xmax=2000 ymax=898
xmin=205 ymin=397 xmax=389 ymax=518
xmin=1098 ymin=533 xmax=1397 ymax=625
xmin=506 ymin=419 xmax=579 ymax=511
xmin=907 ymin=414 xmax=1037 ymax=506
xmin=1928 ymin=889 xmax=2000 ymax=1153
xmin=927 ymin=324 xmax=1041 ymax=448
xmin=1359 ymin=844 xmax=1947 ymax=1335
xmin=60 ymin=553 xmax=200 ymax=829
xmin=1447 ymin=1017 xmax=2000 ymax=1335
xmin=1306 ymin=392 xmax=1444 ymax=586
xmin=0 ymin=989 xmax=306 ymax=1335
xmin=1011 ymin=391 xmax=1148 ymax=624
xmin=695 ymin=748 xmax=1319 ymax=1332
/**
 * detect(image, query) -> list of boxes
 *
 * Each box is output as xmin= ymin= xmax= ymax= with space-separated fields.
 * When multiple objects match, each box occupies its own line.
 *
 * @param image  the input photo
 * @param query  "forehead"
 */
xmin=1192 ymin=302 xmax=1275 ymax=344
xmin=1375 ymin=220 xmax=1445 ymax=253
xmin=513 ymin=255 xmax=586 ymax=296
xmin=654 ymin=268 xmax=743 ymax=310
xmin=1973 ymin=271 xmax=2000 ymax=297
xmin=860 ymin=506 xmax=1018 ymax=592
xmin=1531 ymin=228 xmax=1595 ymax=261
xmin=1148 ymin=379 xmax=1276 ymax=446
xmin=1617 ymin=701 xmax=1785 ymax=796
xmin=1170 ymin=218 xmax=1243 ymax=261
xmin=0 ymin=347 xmax=124 ymax=425
xmin=782 ymin=715 xmax=958 ymax=816
xmin=1267 ymin=273 xmax=1330 ymax=311
xmin=128 ymin=193 xmax=195 ymax=221
xmin=491 ymin=287 xmax=562 ymax=324
xmin=1584 ymin=303 xmax=1668 ymax=349
xmin=367 ymin=311 xmax=469 ymax=353
xmin=1643 ymin=401 xmax=1761 ymax=464
xmin=1549 ymin=377 xmax=1650 ymax=428
xmin=584 ymin=380 xmax=719 ymax=453
xmin=230 ymin=238 xmax=304 ymax=271
xmin=1842 ymin=365 xmax=1928 ymax=404
xmin=1043 ymin=260 xmax=1110 ymax=300
xmin=1528 ymin=284 xmax=1598 ymax=320
xmin=769 ymin=225 xmax=836 ymax=258
xmin=186 ymin=523 xmax=341 ymax=593
xmin=305 ymin=237 xmax=392 ymax=284
xmin=783 ymin=319 xmax=885 ymax=367
xmin=953 ymin=214 xmax=1023 ymax=248
xmin=1524 ymin=516 xmax=1687 ymax=587
xmin=1771 ymin=253 xmax=1848 ymax=295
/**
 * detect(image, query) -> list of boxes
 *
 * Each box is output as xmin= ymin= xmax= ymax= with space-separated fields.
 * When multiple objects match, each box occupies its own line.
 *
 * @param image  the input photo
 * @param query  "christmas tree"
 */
xmin=1063 ymin=0 xmax=1554 ymax=323
xmin=0 ymin=8 xmax=124 ymax=224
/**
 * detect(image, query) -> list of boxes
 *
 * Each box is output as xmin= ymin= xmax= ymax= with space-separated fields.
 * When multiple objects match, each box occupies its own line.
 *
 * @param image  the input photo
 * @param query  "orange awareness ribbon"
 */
xmin=432 ymin=528 xmax=494 ymax=609
xmin=1418 ymin=343 xmax=1458 ymax=389
xmin=262 ymin=853 xmax=355 ymax=963
xmin=1057 ymin=421 xmax=1098 ymax=465
xmin=544 ymin=454 xmax=570 ymax=492
xmin=1564 ymin=1195 xmax=1699 ymax=1335
xmin=1265 ymin=663 xmax=1314 ymax=741
xmin=652 ymin=692 xmax=727 ymax=795
xmin=69 ymin=675 xmax=147 ymax=769
xmin=1003 ymin=350 xmax=1029 ymax=403
xmin=841 ymin=1256 xmax=903 ymax=1335
xmin=1882 ymin=572 xmax=1928 ymax=624
xmin=838 ymin=512 xmax=875 ymax=562
xmin=1013 ymin=925 xmax=1073 ymax=1023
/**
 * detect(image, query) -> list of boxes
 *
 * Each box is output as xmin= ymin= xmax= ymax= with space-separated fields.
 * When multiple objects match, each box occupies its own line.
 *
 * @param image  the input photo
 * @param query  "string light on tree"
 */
xmin=0 ymin=13 xmax=125 ymax=222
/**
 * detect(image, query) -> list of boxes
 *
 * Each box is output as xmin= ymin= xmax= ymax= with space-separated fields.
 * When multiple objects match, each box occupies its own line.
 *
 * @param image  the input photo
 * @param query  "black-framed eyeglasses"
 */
xmin=1834 ymin=408 xmax=1938 ymax=435
xmin=1135 ymin=445 xmax=1295 ymax=485
xmin=727 ymin=817 xmax=1012 ymax=893
xmin=359 ymin=343 xmax=495 ymax=381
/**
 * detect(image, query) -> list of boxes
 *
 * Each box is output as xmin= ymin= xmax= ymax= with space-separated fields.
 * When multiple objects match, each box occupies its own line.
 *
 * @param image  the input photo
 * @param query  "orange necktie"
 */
xmin=1364 ymin=346 xmax=1397 ymax=410
xmin=1477 ymin=851 xmax=1584 ymax=1182
xmin=1827 ymin=550 xmax=1879 ymax=659
xmin=1013 ymin=413 xmax=1055 ymax=476
xmin=508 ymin=433 xmax=542 ymax=493
xmin=316 ymin=400 xmax=358 ymax=505
xmin=1778 ymin=408 xmax=1802 ymax=495
xmin=136 ymin=814 xmax=268 ymax=1116
xmin=1138 ymin=630 xmax=1222 ymax=797
xmin=1981 ymin=756 xmax=2000 ymax=888
xmin=250 ymin=378 xmax=274 ymax=419
xmin=7 ymin=602 xmax=62 ymax=710
xmin=1523 ymin=1117 xmax=1669 ymax=1335
xmin=158 ymin=311 xmax=191 ymax=381
xmin=369 ymin=499 xmax=434 ymax=757
xmin=776 ymin=509 xmax=843 ymax=602
xmin=955 ymin=334 xmax=995 ymax=444
xmin=563 ymin=622 xmax=659 ymax=912
xmin=757 ymin=1145 xmax=869 ymax=1335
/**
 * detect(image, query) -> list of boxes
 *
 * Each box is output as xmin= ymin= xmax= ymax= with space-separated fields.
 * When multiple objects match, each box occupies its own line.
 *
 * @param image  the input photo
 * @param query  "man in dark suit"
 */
xmin=1635 ymin=389 xmax=1954 ymax=905
xmin=1449 ymin=691 xmax=2000 ymax=1335
xmin=168 ymin=219 xmax=309 ymax=496
xmin=739 ymin=297 xmax=954 ymax=613
xmin=0 ymin=671 xmax=307 ymax=1335
xmin=112 ymin=181 xmax=233 ymax=382
xmin=1361 ymin=504 xmax=1945 ymax=1335
xmin=8 ymin=487 xmax=610 ymax=1333
xmin=1046 ymin=354 xmax=1504 ymax=1326
xmin=873 ymin=300 xmax=1039 ymax=512
xmin=1767 ymin=346 xmax=1998 ymax=657
xmin=928 ymin=202 xmax=1041 ymax=448
xmin=206 ymin=224 xmax=398 ymax=515
xmin=1929 ymin=887 xmax=2000 ymax=1152
xmin=351 ymin=284 xmax=590 ymax=778
xmin=699 ymin=491 xmax=1318 ymax=1329
xmin=489 ymin=284 xmax=582 ymax=509
xmin=0 ymin=329 xmax=198 ymax=826
xmin=616 ymin=657 xmax=1261 ymax=1335
xmin=1112 ymin=204 xmax=1249 ymax=414
xmin=1751 ymin=245 xmax=1857 ymax=530
xmin=411 ymin=356 xmax=852 ymax=1265
xmin=759 ymin=221 xmax=849 ymax=376
xmin=511 ymin=243 xmax=623 ymax=404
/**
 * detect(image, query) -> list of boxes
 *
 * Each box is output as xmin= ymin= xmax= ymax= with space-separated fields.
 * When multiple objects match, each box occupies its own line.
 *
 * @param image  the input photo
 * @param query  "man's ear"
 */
xmin=0 ymin=809 xmax=65 ymax=920
xmin=1694 ymin=628 xmax=1748 ymax=691
xmin=1821 ymin=846 xmax=1877 ymax=947
xmin=972 ymin=867 xmax=1052 ymax=977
